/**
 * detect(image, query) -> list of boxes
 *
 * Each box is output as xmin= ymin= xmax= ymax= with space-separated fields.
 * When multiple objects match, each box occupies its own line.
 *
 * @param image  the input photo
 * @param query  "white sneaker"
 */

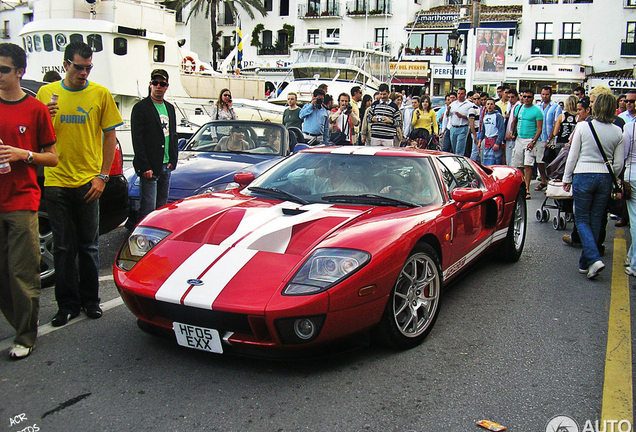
xmin=9 ymin=344 xmax=33 ymax=359
xmin=626 ymin=267 xmax=636 ymax=277
xmin=578 ymin=267 xmax=588 ymax=274
xmin=587 ymin=260 xmax=605 ymax=279
xmin=625 ymin=258 xmax=631 ymax=267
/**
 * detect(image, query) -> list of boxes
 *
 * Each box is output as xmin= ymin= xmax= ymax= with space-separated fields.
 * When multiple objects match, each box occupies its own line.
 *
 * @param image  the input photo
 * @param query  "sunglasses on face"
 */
xmin=523 ymin=95 xmax=533 ymax=98
xmin=223 ymin=94 xmax=231 ymax=98
xmin=67 ymin=61 xmax=93 ymax=72
xmin=0 ymin=66 xmax=16 ymax=74
xmin=151 ymin=80 xmax=168 ymax=87
xmin=627 ymin=99 xmax=636 ymax=104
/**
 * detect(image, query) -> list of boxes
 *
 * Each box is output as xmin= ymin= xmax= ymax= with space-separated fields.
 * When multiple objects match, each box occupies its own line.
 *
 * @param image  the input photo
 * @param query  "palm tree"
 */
xmin=179 ymin=0 xmax=267 ymax=71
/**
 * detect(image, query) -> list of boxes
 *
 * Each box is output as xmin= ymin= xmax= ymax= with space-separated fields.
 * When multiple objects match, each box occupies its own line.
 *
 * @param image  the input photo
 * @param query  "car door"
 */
xmin=436 ymin=156 xmax=492 ymax=271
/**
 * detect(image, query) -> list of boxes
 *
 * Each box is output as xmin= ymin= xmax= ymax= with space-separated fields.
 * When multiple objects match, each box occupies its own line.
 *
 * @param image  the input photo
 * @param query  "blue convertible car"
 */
xmin=127 ymin=120 xmax=300 ymax=225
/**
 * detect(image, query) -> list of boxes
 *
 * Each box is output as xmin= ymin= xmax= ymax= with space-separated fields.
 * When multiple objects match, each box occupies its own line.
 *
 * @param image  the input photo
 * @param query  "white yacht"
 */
xmin=19 ymin=0 xmax=282 ymax=159
xmin=268 ymin=44 xmax=391 ymax=105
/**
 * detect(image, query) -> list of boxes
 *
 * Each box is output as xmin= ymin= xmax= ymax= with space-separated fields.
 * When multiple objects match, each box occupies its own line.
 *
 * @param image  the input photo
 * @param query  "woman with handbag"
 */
xmin=563 ymin=93 xmax=624 ymax=279
xmin=623 ymin=122 xmax=636 ymax=276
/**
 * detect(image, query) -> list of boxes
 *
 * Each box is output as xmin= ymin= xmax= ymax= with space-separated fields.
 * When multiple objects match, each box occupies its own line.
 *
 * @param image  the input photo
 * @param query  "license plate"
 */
xmin=173 ymin=322 xmax=223 ymax=354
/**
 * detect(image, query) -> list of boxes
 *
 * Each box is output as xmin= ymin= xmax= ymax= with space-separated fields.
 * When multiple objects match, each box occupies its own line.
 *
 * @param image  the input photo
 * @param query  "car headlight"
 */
xmin=197 ymin=182 xmax=240 ymax=195
xmin=116 ymin=227 xmax=171 ymax=271
xmin=283 ymin=248 xmax=370 ymax=295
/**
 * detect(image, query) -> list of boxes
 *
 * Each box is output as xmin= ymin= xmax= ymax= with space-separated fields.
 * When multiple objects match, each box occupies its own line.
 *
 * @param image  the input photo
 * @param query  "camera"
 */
xmin=345 ymin=103 xmax=352 ymax=112
xmin=315 ymin=98 xmax=323 ymax=108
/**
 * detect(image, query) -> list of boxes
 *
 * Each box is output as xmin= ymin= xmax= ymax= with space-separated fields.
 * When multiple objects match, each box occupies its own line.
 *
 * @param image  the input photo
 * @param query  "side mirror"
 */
xmin=451 ymin=188 xmax=483 ymax=208
xmin=234 ymin=172 xmax=255 ymax=188
xmin=178 ymin=138 xmax=187 ymax=150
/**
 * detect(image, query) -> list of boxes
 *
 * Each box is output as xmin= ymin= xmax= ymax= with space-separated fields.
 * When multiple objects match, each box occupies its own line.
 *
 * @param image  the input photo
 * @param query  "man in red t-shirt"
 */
xmin=0 ymin=43 xmax=57 ymax=359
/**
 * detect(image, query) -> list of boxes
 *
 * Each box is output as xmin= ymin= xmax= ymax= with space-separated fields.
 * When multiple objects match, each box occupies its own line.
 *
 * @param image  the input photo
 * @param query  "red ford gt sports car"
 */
xmin=114 ymin=146 xmax=526 ymax=356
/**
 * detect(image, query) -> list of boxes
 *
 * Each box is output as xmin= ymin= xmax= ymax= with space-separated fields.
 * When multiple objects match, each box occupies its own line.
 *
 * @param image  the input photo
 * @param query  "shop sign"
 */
xmin=416 ymin=13 xmax=458 ymax=24
xmin=607 ymin=79 xmax=636 ymax=89
xmin=390 ymin=61 xmax=430 ymax=76
xmin=433 ymin=66 xmax=467 ymax=78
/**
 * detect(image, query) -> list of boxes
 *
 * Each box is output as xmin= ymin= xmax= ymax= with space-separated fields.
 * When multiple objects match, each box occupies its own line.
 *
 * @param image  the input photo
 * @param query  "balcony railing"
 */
xmin=298 ymin=3 xmax=341 ymax=18
xmin=621 ymin=40 xmax=636 ymax=56
xmin=346 ymin=0 xmax=392 ymax=16
xmin=365 ymin=41 xmax=392 ymax=53
xmin=531 ymin=39 xmax=554 ymax=55
xmin=404 ymin=46 xmax=444 ymax=56
xmin=558 ymin=38 xmax=581 ymax=56
xmin=0 ymin=30 xmax=8 ymax=39
xmin=258 ymin=46 xmax=290 ymax=56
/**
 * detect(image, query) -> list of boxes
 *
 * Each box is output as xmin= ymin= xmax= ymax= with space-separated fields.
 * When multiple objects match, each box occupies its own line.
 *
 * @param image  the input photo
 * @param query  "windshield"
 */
xmin=185 ymin=122 xmax=287 ymax=156
xmin=243 ymin=152 xmax=443 ymax=207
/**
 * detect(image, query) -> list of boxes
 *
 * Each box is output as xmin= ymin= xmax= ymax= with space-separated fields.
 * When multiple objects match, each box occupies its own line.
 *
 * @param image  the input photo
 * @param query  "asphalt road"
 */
xmin=0 ymin=186 xmax=634 ymax=432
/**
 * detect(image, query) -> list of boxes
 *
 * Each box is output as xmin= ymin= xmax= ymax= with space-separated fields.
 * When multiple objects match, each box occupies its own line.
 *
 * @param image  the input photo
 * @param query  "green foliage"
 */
xmin=251 ymin=23 xmax=264 ymax=48
xmin=282 ymin=24 xmax=294 ymax=48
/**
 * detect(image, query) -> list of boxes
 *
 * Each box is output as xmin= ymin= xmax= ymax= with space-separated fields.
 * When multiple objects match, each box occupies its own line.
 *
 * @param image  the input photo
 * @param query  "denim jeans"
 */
xmin=572 ymin=173 xmax=612 ymax=270
xmin=450 ymin=125 xmax=469 ymax=156
xmin=442 ymin=130 xmax=452 ymax=152
xmin=139 ymin=164 xmax=172 ymax=221
xmin=627 ymin=180 xmax=636 ymax=267
xmin=45 ymin=183 xmax=100 ymax=313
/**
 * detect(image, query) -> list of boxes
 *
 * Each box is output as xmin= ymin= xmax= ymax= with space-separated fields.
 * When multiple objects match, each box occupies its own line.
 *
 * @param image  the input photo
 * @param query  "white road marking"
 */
xmin=0 ymin=296 xmax=124 ymax=351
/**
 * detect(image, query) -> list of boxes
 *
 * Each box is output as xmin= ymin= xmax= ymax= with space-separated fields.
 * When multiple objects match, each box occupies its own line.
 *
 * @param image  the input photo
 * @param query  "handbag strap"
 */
xmin=589 ymin=121 xmax=621 ymax=190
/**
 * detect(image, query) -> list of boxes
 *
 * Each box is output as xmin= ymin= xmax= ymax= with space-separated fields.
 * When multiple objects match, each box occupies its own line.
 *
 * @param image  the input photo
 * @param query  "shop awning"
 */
xmin=391 ymin=77 xmax=428 ymax=84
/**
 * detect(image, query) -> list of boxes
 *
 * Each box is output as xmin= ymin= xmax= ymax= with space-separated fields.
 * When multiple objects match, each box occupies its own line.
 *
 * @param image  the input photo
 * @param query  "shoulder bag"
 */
xmin=589 ymin=122 xmax=629 ymax=200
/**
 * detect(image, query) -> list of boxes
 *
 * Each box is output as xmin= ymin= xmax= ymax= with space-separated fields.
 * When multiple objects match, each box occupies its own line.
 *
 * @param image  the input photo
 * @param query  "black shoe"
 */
xmin=83 ymin=304 xmax=102 ymax=319
xmin=51 ymin=309 xmax=79 ymax=327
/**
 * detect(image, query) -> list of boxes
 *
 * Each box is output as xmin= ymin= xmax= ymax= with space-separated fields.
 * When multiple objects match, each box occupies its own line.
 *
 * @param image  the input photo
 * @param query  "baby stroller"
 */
xmin=536 ymin=146 xmax=574 ymax=230
xmin=404 ymin=128 xmax=440 ymax=151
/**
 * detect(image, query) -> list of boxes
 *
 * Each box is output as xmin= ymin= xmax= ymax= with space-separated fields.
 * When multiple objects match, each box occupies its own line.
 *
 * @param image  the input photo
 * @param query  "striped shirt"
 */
xmin=367 ymin=99 xmax=402 ymax=139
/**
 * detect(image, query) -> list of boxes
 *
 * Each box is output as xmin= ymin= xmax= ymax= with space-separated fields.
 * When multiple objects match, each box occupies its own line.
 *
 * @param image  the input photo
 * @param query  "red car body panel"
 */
xmin=114 ymin=147 xmax=525 ymax=355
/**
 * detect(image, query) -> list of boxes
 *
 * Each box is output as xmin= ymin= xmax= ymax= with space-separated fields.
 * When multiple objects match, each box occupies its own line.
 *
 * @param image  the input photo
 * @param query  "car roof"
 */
xmin=298 ymin=146 xmax=444 ymax=157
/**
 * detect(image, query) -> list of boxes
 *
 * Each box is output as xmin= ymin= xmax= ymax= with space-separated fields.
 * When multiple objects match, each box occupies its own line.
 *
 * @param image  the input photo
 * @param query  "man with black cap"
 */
xmin=131 ymin=69 xmax=178 ymax=224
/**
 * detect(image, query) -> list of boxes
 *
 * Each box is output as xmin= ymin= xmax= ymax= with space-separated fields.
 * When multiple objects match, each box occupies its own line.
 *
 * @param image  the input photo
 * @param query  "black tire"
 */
xmin=38 ymin=211 xmax=55 ymax=287
xmin=497 ymin=188 xmax=527 ymax=262
xmin=373 ymin=243 xmax=442 ymax=350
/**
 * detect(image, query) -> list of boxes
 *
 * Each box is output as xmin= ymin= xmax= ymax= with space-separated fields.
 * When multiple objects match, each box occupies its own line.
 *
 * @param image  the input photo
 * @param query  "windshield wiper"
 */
xmin=321 ymin=194 xmax=419 ymax=208
xmin=248 ymin=186 xmax=309 ymax=205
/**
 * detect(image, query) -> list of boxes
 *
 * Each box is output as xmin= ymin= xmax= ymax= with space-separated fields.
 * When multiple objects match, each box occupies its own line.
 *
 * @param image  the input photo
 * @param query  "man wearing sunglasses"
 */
xmin=0 ymin=43 xmax=57 ymax=359
xmin=509 ymin=90 xmax=544 ymax=199
xmin=619 ymin=90 xmax=636 ymax=124
xmin=131 ymin=69 xmax=178 ymax=224
xmin=36 ymin=41 xmax=123 ymax=327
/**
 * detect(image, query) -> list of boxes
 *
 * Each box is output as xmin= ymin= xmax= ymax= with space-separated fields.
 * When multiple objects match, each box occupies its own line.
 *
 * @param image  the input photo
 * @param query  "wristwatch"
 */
xmin=24 ymin=151 xmax=33 ymax=164
xmin=97 ymin=173 xmax=110 ymax=183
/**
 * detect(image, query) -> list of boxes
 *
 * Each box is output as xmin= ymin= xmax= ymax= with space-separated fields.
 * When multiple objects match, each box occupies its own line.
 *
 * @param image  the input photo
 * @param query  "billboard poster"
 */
xmin=474 ymin=28 xmax=508 ymax=81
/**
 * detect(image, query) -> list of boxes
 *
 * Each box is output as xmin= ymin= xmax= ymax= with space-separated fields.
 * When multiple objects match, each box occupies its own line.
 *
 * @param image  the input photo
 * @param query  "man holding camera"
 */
xmin=329 ymin=93 xmax=359 ymax=145
xmin=365 ymin=83 xmax=401 ymax=147
xmin=300 ymin=88 xmax=330 ymax=144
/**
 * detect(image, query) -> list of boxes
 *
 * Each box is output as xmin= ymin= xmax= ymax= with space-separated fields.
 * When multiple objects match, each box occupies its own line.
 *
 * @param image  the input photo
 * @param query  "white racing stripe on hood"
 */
xmin=183 ymin=247 xmax=258 ymax=309
xmin=219 ymin=202 xmax=300 ymax=248
xmin=155 ymin=244 xmax=225 ymax=304
xmin=156 ymin=202 xmax=335 ymax=309
xmin=236 ymin=203 xmax=333 ymax=253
